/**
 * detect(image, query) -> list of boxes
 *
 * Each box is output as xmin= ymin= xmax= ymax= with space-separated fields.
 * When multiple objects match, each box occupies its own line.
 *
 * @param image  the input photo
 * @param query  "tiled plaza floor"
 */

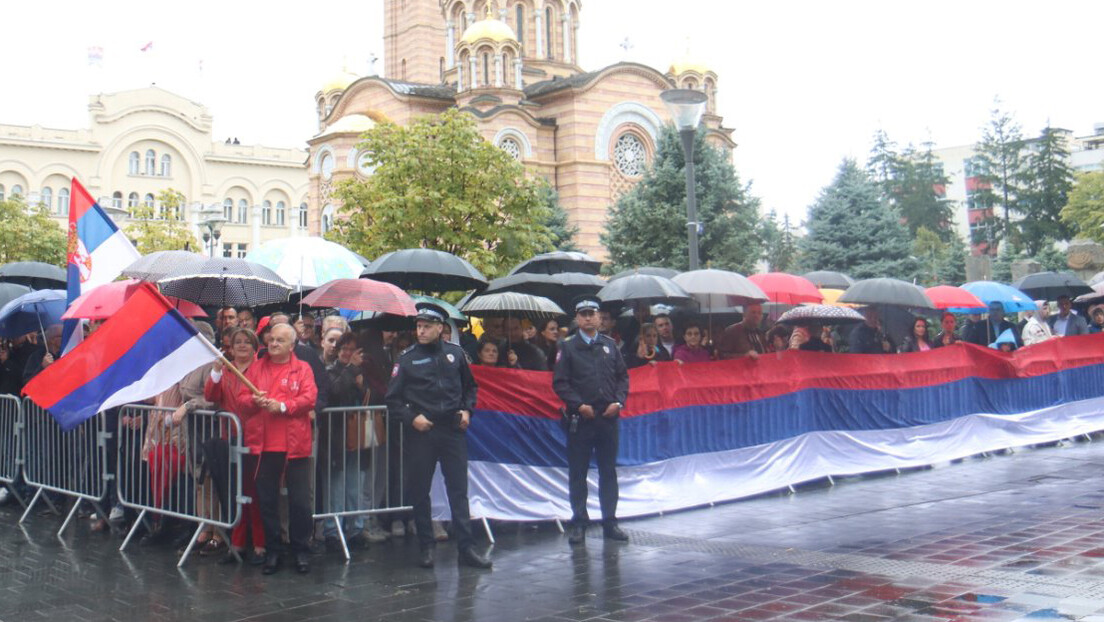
xmin=6 ymin=438 xmax=1104 ymax=621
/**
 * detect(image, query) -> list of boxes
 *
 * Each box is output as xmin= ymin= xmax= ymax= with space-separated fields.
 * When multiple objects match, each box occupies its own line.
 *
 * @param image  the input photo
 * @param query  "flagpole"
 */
xmin=195 ymin=332 xmax=263 ymax=396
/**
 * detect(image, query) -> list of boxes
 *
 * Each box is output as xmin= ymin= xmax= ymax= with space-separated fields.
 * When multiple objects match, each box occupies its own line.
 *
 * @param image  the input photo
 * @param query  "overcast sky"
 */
xmin=3 ymin=0 xmax=1101 ymax=226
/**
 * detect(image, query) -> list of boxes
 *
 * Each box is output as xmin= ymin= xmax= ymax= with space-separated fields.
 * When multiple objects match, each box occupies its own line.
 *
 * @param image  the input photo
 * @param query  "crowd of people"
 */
xmin=0 ymin=290 xmax=1099 ymax=574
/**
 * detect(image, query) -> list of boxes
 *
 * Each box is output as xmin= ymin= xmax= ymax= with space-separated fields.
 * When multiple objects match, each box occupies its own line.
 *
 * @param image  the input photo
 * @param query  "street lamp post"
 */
xmin=660 ymin=88 xmax=709 ymax=271
xmin=199 ymin=205 xmax=228 ymax=258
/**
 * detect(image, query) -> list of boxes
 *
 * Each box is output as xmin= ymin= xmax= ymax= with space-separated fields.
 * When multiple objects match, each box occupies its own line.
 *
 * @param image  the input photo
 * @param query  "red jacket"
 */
xmin=207 ymin=353 xmax=317 ymax=458
xmin=205 ymin=362 xmax=263 ymax=455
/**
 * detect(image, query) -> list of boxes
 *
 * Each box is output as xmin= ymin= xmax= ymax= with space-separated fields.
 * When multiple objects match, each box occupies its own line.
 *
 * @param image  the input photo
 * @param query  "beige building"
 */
xmin=308 ymin=0 xmax=737 ymax=258
xmin=0 ymin=87 xmax=309 ymax=258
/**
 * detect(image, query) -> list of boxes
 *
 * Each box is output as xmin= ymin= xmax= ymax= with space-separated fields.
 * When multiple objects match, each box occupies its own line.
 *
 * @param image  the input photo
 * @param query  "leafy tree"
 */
xmin=973 ymin=101 xmax=1025 ymax=249
xmin=603 ymin=125 xmax=762 ymax=273
xmin=540 ymin=187 xmax=579 ymax=252
xmin=0 ymin=197 xmax=66 ymax=265
xmin=1061 ymin=170 xmax=1104 ymax=242
xmin=126 ymin=188 xmax=196 ymax=254
xmin=327 ymin=109 xmax=553 ymax=279
xmin=1016 ymin=126 xmax=1075 ymax=255
xmin=759 ymin=209 xmax=798 ymax=272
xmin=800 ymin=159 xmax=916 ymax=280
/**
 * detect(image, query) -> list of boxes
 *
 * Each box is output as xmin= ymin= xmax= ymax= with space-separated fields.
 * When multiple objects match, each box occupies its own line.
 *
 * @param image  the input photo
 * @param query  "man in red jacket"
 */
xmin=210 ymin=323 xmax=317 ymax=575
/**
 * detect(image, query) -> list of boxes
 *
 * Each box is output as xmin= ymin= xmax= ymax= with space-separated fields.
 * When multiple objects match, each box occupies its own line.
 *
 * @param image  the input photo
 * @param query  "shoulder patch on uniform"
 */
xmin=391 ymin=363 xmax=399 ymax=378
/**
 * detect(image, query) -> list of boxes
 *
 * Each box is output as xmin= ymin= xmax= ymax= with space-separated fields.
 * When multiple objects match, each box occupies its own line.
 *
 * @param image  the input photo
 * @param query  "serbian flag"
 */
xmin=61 ymin=179 xmax=140 ymax=354
xmin=24 ymin=283 xmax=219 ymax=430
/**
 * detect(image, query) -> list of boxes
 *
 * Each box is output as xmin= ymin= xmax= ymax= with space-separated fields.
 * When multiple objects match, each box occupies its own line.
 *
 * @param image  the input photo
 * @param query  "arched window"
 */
xmin=128 ymin=192 xmax=139 ymax=208
xmin=319 ymin=152 xmax=334 ymax=180
xmin=321 ymin=204 xmax=335 ymax=234
xmin=160 ymin=154 xmax=172 ymax=177
xmin=40 ymin=187 xmax=53 ymax=211
xmin=58 ymin=188 xmax=70 ymax=215
xmin=144 ymin=193 xmax=155 ymax=208
xmin=237 ymin=199 xmax=249 ymax=224
xmin=546 ymin=7 xmax=554 ymax=59
xmin=129 ymin=151 xmax=140 ymax=175
xmin=223 ymin=198 xmax=233 ymax=220
xmin=11 ymin=185 xmax=24 ymax=198
xmin=0 ymin=185 xmax=5 ymax=201
xmin=299 ymin=202 xmax=308 ymax=228
xmin=483 ymin=52 xmax=490 ymax=85
xmin=112 ymin=191 xmax=123 ymax=208
xmin=613 ymin=133 xmax=647 ymax=177
xmin=145 ymin=150 xmax=156 ymax=175
xmin=276 ymin=201 xmax=286 ymax=226
xmin=500 ymin=137 xmax=522 ymax=160
xmin=515 ymin=4 xmax=524 ymax=43
xmin=262 ymin=200 xmax=272 ymax=225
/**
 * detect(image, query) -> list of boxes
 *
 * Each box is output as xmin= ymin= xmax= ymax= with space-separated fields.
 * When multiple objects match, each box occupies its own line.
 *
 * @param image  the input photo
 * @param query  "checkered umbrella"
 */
xmin=121 ymin=250 xmax=204 ymax=282
xmin=302 ymin=278 xmax=417 ymax=316
xmin=157 ymin=258 xmax=292 ymax=307
xmin=776 ymin=304 xmax=865 ymax=327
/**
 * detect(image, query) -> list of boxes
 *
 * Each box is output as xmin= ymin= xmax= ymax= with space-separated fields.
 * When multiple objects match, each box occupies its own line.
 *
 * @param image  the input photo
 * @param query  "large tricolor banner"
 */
xmin=61 ymin=178 xmax=141 ymax=354
xmin=442 ymin=336 xmax=1104 ymax=521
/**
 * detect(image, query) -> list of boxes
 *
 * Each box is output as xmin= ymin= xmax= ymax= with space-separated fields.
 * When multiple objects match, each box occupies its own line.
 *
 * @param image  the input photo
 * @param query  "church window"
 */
xmin=357 ymin=151 xmax=376 ymax=176
xmin=546 ymin=8 xmax=554 ymax=59
xmin=238 ymin=199 xmax=249 ymax=224
xmin=58 ymin=188 xmax=70 ymax=216
xmin=160 ymin=154 xmax=172 ymax=177
xmin=276 ymin=201 xmax=286 ymax=226
xmin=144 ymin=192 xmax=155 ymax=209
xmin=129 ymin=151 xmax=140 ymax=175
xmin=320 ymin=152 xmax=334 ymax=180
xmin=262 ymin=200 xmax=273 ymax=225
xmin=500 ymin=137 xmax=522 ymax=161
xmin=483 ymin=53 xmax=490 ymax=86
xmin=0 ymin=185 xmax=4 ymax=201
xmin=145 ymin=149 xmax=156 ymax=175
xmin=111 ymin=191 xmax=123 ymax=208
xmin=299 ymin=202 xmax=308 ymax=228
xmin=40 ymin=187 xmax=52 ymax=212
xmin=613 ymin=133 xmax=647 ymax=178
xmin=223 ymin=198 xmax=233 ymax=220
xmin=516 ymin=4 xmax=524 ymax=43
xmin=128 ymin=192 xmax=139 ymax=208
xmin=440 ymin=57 xmax=445 ymax=82
xmin=10 ymin=185 xmax=22 ymax=198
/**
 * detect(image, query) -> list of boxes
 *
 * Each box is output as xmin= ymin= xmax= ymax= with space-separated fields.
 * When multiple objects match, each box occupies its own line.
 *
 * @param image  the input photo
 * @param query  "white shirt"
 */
xmin=1022 ymin=316 xmax=1054 ymax=346
xmin=1052 ymin=314 xmax=1071 ymax=337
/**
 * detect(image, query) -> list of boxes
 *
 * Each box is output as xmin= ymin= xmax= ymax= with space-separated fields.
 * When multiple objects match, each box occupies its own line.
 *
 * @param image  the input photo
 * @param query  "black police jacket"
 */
xmin=385 ymin=339 xmax=477 ymax=426
xmin=552 ymin=332 xmax=629 ymax=415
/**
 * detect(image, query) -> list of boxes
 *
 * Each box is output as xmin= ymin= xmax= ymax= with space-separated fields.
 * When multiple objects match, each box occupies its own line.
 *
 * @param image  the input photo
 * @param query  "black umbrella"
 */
xmin=460 ymin=292 xmax=564 ymax=320
xmin=802 ymin=270 xmax=855 ymax=290
xmin=482 ymin=271 xmax=605 ymax=310
xmin=509 ymin=251 xmax=602 ymax=276
xmin=1012 ymin=271 xmax=1092 ymax=301
xmin=361 ymin=248 xmax=487 ymax=292
xmin=0 ymin=282 xmax=32 ymax=310
xmin=608 ymin=266 xmax=680 ymax=281
xmin=122 ymin=250 xmax=204 ymax=282
xmin=838 ymin=278 xmax=935 ymax=309
xmin=158 ymin=258 xmax=292 ymax=307
xmin=0 ymin=261 xmax=67 ymax=290
xmin=597 ymin=274 xmax=693 ymax=309
xmin=777 ymin=304 xmax=865 ymax=327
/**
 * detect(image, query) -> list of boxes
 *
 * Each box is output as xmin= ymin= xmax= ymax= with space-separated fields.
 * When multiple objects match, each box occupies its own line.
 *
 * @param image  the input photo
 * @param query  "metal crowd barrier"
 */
xmin=115 ymin=405 xmax=248 ymax=567
xmin=19 ymin=397 xmax=112 ymax=536
xmin=0 ymin=394 xmax=25 ymax=508
xmin=315 ymin=405 xmax=410 ymax=560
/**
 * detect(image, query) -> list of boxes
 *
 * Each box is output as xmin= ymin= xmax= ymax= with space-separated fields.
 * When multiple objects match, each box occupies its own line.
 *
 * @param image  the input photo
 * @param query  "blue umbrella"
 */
xmin=961 ymin=281 xmax=1036 ymax=313
xmin=0 ymin=289 xmax=67 ymax=338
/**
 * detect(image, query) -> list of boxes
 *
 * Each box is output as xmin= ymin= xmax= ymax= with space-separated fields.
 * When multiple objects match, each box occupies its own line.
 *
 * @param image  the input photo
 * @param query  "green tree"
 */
xmin=867 ymin=128 xmax=900 ymax=196
xmin=973 ymin=101 xmax=1025 ymax=249
xmin=867 ymin=131 xmax=954 ymax=241
xmin=1033 ymin=239 xmax=1068 ymax=272
xmin=799 ymin=159 xmax=916 ymax=280
xmin=913 ymin=226 xmax=945 ymax=286
xmin=0 ymin=197 xmax=66 ymax=265
xmin=603 ymin=125 xmax=762 ymax=273
xmin=126 ymin=188 xmax=196 ymax=254
xmin=1060 ymin=170 xmax=1104 ymax=242
xmin=327 ymin=109 xmax=553 ymax=279
xmin=991 ymin=242 xmax=1015 ymax=283
xmin=936 ymin=236 xmax=968 ymax=285
xmin=759 ymin=209 xmax=798 ymax=272
xmin=1016 ymin=125 xmax=1075 ymax=255
xmin=540 ymin=187 xmax=579 ymax=252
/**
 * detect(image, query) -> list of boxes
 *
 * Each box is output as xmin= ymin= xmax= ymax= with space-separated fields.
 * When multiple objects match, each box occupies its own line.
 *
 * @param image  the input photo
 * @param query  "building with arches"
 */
xmin=309 ymin=0 xmax=735 ymax=257
xmin=0 ymin=87 xmax=309 ymax=258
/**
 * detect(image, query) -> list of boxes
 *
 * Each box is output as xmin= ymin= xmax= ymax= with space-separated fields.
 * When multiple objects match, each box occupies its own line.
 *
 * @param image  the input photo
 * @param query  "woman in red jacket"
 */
xmin=207 ymin=323 xmax=317 ymax=575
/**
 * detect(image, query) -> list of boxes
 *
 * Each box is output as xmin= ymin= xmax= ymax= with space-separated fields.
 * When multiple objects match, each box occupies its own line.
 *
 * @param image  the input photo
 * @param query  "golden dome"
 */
xmin=316 ymin=113 xmax=378 ymax=137
xmin=319 ymin=69 xmax=360 ymax=94
xmin=668 ymin=55 xmax=712 ymax=76
xmin=459 ymin=11 xmax=518 ymax=45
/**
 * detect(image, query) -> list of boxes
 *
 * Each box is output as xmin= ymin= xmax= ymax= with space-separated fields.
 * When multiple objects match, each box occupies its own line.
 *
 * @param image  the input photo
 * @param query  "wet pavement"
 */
xmin=6 ymin=438 xmax=1104 ymax=621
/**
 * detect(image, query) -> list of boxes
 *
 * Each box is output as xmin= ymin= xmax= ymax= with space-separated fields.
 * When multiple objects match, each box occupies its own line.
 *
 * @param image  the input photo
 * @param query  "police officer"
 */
xmin=553 ymin=295 xmax=630 ymax=544
xmin=385 ymin=302 xmax=492 ymax=569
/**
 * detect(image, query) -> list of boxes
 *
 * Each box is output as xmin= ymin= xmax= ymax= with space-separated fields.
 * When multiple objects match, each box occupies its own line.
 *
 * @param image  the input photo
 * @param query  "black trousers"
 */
xmin=381 ymin=413 xmax=411 ymax=528
xmin=567 ymin=416 xmax=619 ymax=527
xmin=255 ymin=452 xmax=311 ymax=556
xmin=405 ymin=424 xmax=474 ymax=551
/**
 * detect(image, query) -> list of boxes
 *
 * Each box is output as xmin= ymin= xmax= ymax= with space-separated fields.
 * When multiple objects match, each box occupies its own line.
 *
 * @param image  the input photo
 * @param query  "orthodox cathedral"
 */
xmin=308 ymin=0 xmax=735 ymax=257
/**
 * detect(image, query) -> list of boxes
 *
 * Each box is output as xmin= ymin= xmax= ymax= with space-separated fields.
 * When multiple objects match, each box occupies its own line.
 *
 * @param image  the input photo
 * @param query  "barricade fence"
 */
xmin=314 ymin=405 xmax=410 ymax=560
xmin=0 ymin=394 xmax=24 ymax=508
xmin=19 ymin=397 xmax=112 ymax=536
xmin=116 ymin=405 xmax=247 ymax=567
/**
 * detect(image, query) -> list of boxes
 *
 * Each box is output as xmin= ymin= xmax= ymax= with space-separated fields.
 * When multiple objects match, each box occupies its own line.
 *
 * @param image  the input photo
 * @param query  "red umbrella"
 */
xmin=748 ymin=273 xmax=823 ymax=305
xmin=62 ymin=279 xmax=207 ymax=320
xmin=925 ymin=285 xmax=986 ymax=311
xmin=302 ymin=278 xmax=417 ymax=316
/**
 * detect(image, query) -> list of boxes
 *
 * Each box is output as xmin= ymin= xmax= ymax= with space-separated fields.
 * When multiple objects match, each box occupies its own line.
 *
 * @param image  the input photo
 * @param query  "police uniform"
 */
xmin=552 ymin=296 xmax=630 ymax=543
xmin=384 ymin=303 xmax=491 ymax=569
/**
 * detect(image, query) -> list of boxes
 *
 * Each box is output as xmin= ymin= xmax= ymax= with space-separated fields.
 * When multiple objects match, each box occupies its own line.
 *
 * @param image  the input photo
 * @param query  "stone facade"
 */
xmin=0 ymin=87 xmax=309 ymax=257
xmin=308 ymin=0 xmax=736 ymax=259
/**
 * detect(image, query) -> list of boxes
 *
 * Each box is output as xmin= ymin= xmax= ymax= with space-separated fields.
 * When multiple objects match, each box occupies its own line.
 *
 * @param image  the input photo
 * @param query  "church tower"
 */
xmin=384 ymin=0 xmax=447 ymax=84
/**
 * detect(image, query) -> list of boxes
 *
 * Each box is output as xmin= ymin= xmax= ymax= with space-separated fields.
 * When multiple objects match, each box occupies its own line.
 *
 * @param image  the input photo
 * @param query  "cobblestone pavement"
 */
xmin=6 ymin=438 xmax=1104 ymax=621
